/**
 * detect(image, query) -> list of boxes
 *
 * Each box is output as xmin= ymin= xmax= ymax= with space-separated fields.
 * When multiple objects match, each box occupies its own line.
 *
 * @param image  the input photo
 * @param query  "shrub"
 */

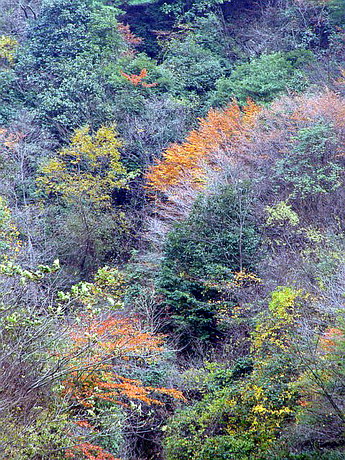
xmin=273 ymin=122 xmax=342 ymax=199
xmin=210 ymin=51 xmax=310 ymax=106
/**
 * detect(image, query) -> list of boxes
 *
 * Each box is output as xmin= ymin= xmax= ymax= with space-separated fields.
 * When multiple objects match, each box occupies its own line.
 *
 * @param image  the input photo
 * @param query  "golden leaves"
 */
xmin=0 ymin=35 xmax=18 ymax=67
xmin=145 ymin=100 xmax=260 ymax=193
xmin=37 ymin=125 xmax=128 ymax=208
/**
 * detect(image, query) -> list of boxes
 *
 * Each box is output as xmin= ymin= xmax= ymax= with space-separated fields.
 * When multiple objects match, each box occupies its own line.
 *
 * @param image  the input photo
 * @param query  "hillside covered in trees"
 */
xmin=0 ymin=0 xmax=345 ymax=459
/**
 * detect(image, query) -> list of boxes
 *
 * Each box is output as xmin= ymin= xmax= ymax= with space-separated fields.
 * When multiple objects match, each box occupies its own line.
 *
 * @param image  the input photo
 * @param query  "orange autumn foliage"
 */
xmin=63 ymin=313 xmax=184 ymax=460
xmin=145 ymin=91 xmax=345 ymax=246
xmin=62 ymin=314 xmax=184 ymax=408
xmin=74 ymin=420 xmax=94 ymax=429
xmin=120 ymin=68 xmax=158 ymax=87
xmin=117 ymin=23 xmax=143 ymax=47
xmin=0 ymin=128 xmax=24 ymax=149
xmin=319 ymin=327 xmax=344 ymax=352
xmin=145 ymin=100 xmax=260 ymax=193
xmin=66 ymin=441 xmax=120 ymax=460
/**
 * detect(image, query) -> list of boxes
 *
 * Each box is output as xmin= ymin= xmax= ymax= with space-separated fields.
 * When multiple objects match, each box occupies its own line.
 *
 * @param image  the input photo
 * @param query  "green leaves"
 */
xmin=329 ymin=0 xmax=345 ymax=26
xmin=164 ymin=287 xmax=302 ymax=460
xmin=211 ymin=52 xmax=310 ymax=106
xmin=274 ymin=123 xmax=342 ymax=199
xmin=14 ymin=0 xmax=123 ymax=138
xmin=158 ymin=185 xmax=260 ymax=343
xmin=161 ymin=0 xmax=226 ymax=21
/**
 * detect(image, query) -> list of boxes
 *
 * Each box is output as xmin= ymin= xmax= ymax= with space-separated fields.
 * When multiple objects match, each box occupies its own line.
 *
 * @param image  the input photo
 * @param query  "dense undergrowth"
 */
xmin=0 ymin=0 xmax=345 ymax=459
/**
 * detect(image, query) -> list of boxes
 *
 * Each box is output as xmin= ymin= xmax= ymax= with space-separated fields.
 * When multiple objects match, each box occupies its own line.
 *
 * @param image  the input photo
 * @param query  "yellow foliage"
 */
xmin=265 ymin=201 xmax=300 ymax=227
xmin=0 ymin=35 xmax=18 ymax=66
xmin=252 ymin=287 xmax=302 ymax=354
xmin=0 ymin=196 xmax=21 ymax=259
xmin=233 ymin=269 xmax=262 ymax=286
xmin=225 ymin=380 xmax=295 ymax=450
xmin=37 ymin=125 xmax=128 ymax=208
xmin=268 ymin=286 xmax=300 ymax=320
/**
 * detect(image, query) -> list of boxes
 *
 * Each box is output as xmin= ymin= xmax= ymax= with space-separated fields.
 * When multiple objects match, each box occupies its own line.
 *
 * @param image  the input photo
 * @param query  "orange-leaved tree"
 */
xmin=144 ymin=100 xmax=260 ymax=241
xmin=66 ymin=441 xmax=120 ymax=460
xmin=117 ymin=23 xmax=143 ymax=47
xmin=120 ymin=68 xmax=158 ymax=88
xmin=0 ymin=127 xmax=24 ymax=149
xmin=63 ymin=314 xmax=182 ymax=408
xmin=145 ymin=100 xmax=260 ymax=194
xmin=60 ymin=267 xmax=184 ymax=459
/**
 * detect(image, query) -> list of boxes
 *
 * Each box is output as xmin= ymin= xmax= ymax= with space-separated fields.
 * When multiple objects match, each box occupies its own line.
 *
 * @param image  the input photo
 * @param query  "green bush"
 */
xmin=161 ymin=0 xmax=225 ymax=22
xmin=210 ymin=51 xmax=310 ymax=106
xmin=164 ymin=375 xmax=254 ymax=460
xmin=273 ymin=122 xmax=342 ymax=199
xmin=0 ymin=409 xmax=70 ymax=460
xmin=162 ymin=37 xmax=225 ymax=93
xmin=160 ymin=13 xmax=231 ymax=110
xmin=164 ymin=288 xmax=306 ymax=460
xmin=0 ymin=69 xmax=19 ymax=123
xmin=271 ymin=451 xmax=345 ymax=460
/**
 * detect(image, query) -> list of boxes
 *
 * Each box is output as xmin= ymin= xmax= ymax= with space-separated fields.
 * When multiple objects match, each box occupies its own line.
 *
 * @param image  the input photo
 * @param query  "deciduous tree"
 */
xmin=37 ymin=125 xmax=133 ymax=273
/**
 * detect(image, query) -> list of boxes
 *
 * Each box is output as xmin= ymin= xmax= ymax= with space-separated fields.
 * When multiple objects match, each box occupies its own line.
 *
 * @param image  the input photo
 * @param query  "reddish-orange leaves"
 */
xmin=69 ymin=316 xmax=163 ymax=354
xmin=145 ymin=100 xmax=260 ymax=193
xmin=117 ymin=23 xmax=143 ymax=47
xmin=66 ymin=442 xmax=120 ymax=460
xmin=319 ymin=327 xmax=344 ymax=352
xmin=63 ymin=369 xmax=178 ymax=408
xmin=120 ymin=68 xmax=158 ymax=87
xmin=74 ymin=420 xmax=94 ymax=429
xmin=0 ymin=128 xmax=24 ymax=150
xmin=62 ymin=315 xmax=184 ymax=408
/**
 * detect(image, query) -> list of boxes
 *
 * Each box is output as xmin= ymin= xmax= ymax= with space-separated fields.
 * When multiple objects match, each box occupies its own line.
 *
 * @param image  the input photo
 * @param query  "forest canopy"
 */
xmin=0 ymin=0 xmax=345 ymax=459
